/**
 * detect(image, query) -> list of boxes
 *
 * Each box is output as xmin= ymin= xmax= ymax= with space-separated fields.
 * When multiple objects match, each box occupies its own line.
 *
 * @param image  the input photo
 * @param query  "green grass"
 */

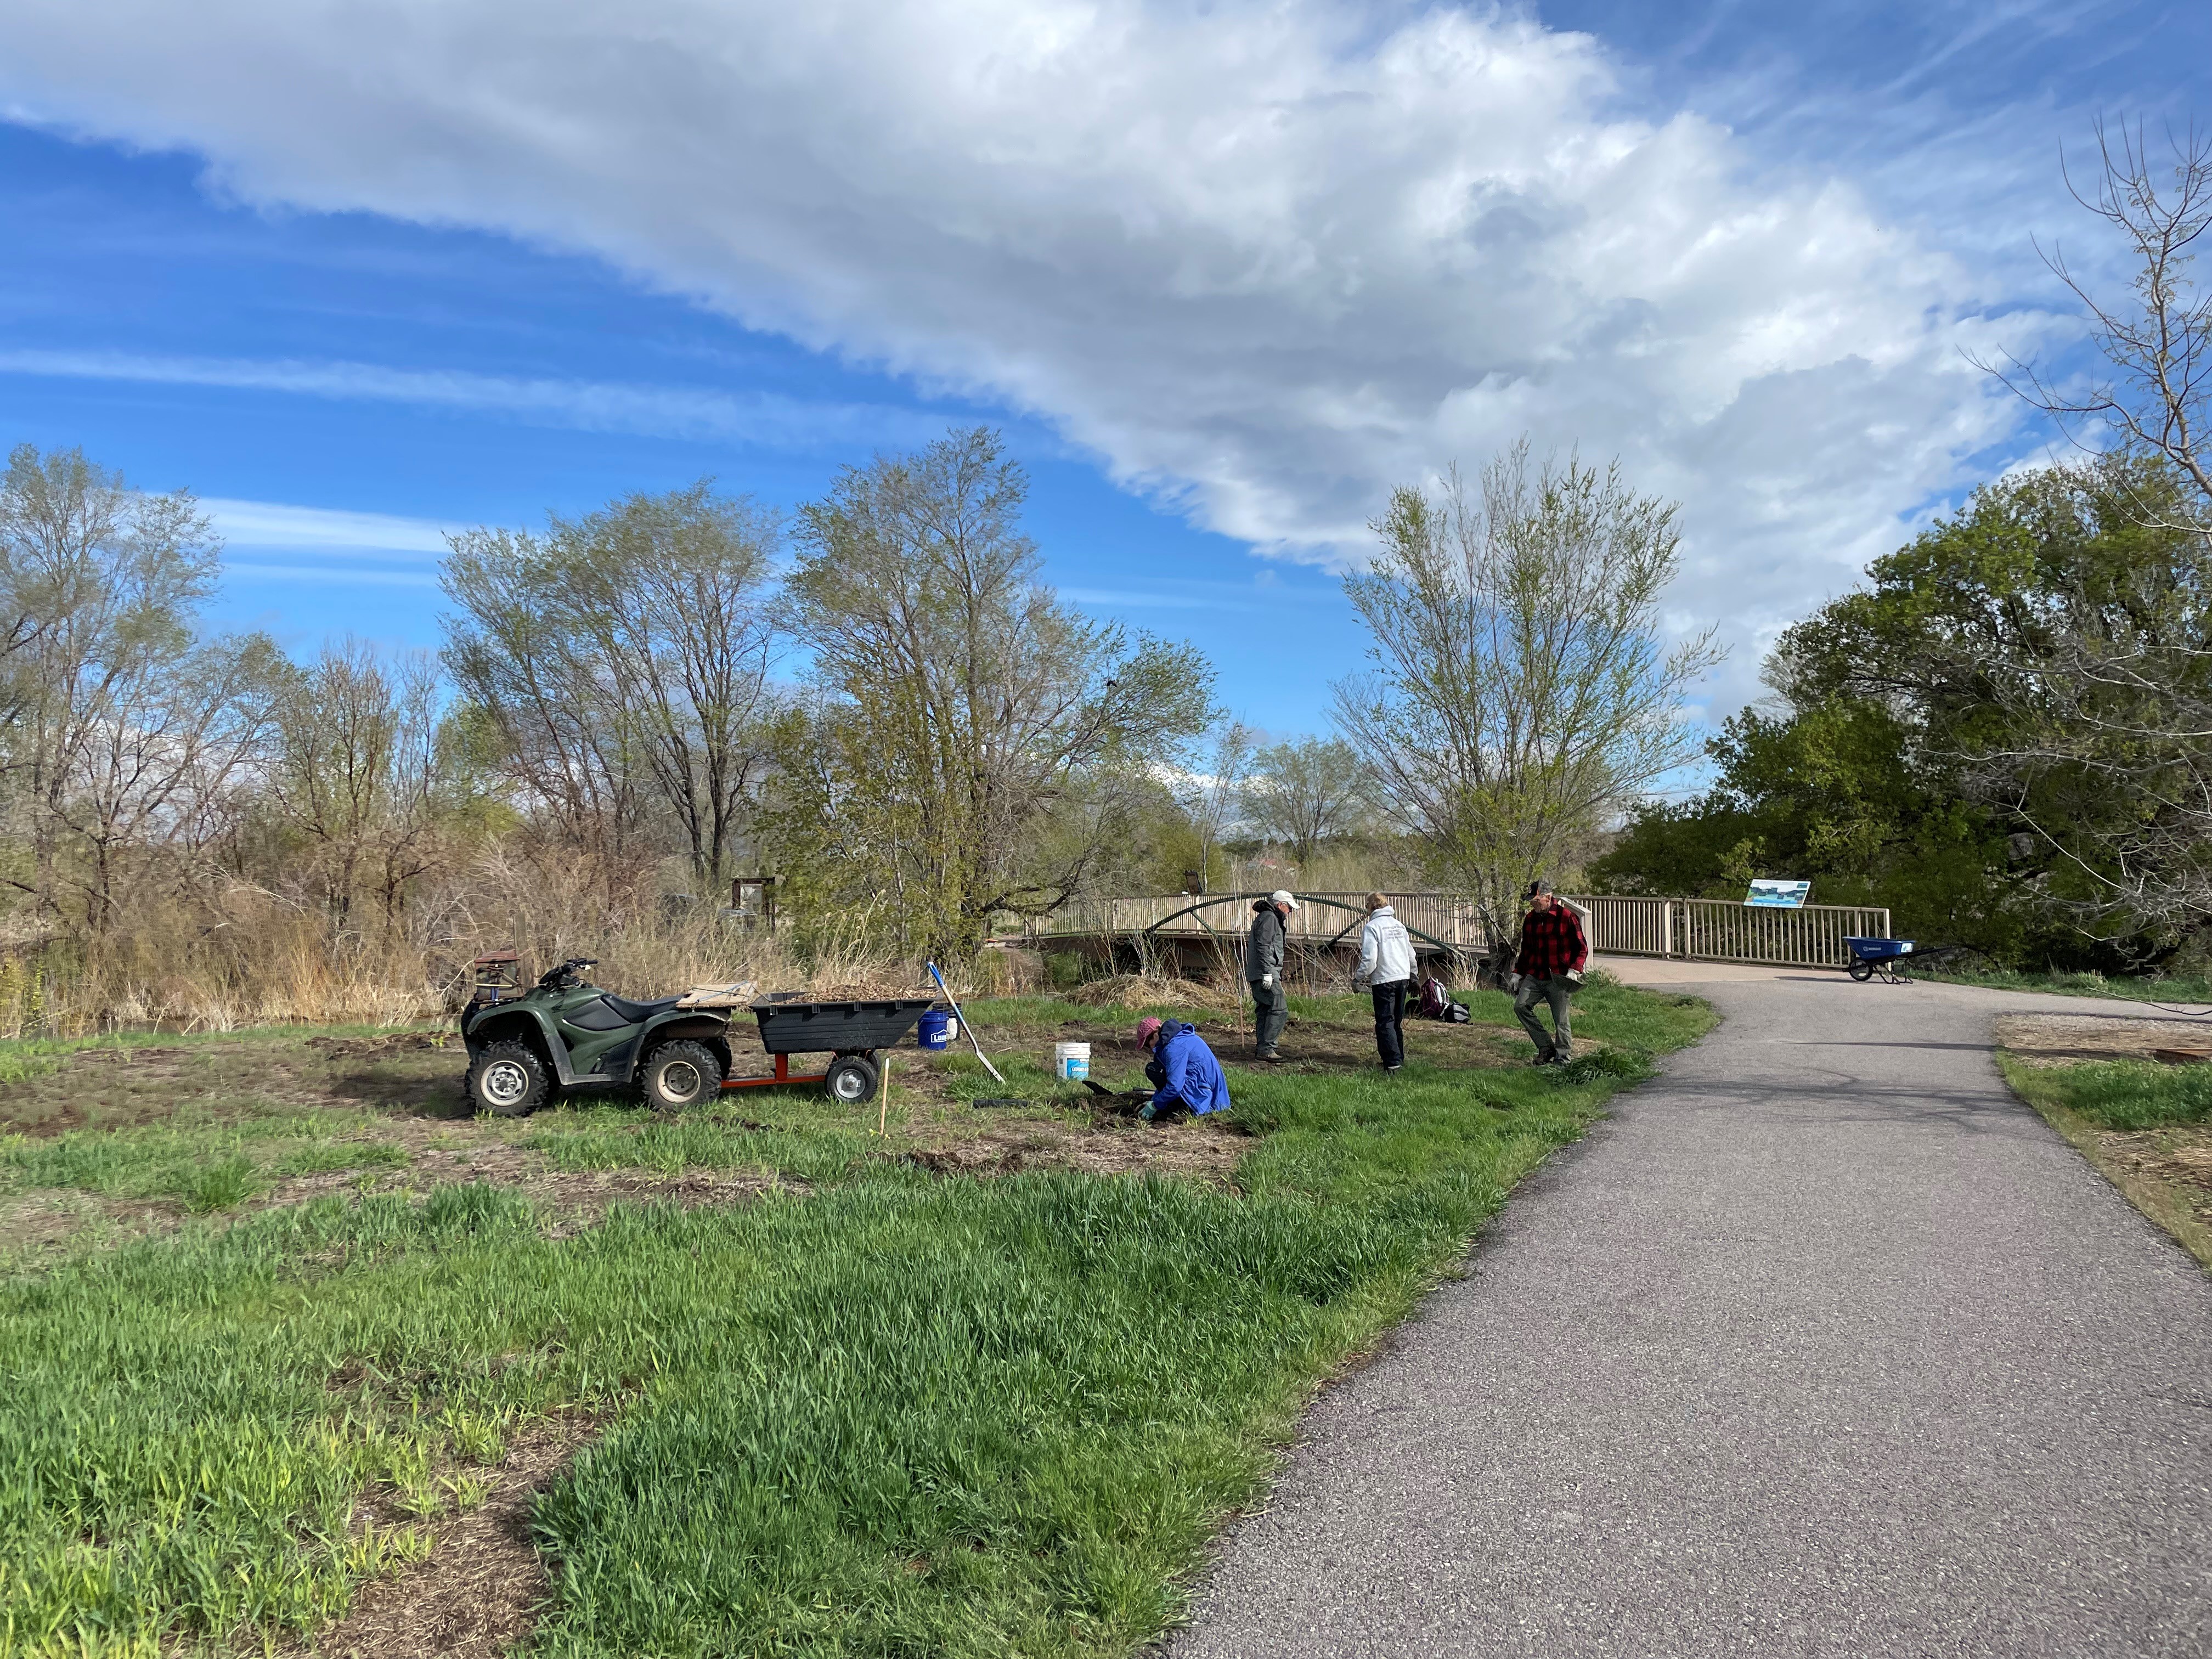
xmin=2002 ymin=1057 xmax=2212 ymax=1132
xmin=0 ymin=986 xmax=1713 ymax=1658
xmin=3 ymin=1109 xmax=413 ymax=1214
xmin=524 ymin=1103 xmax=871 ymax=1187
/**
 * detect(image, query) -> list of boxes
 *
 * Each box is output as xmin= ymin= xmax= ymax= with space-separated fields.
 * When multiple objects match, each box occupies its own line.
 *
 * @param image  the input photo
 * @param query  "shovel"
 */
xmin=926 ymin=960 xmax=1005 ymax=1085
xmin=1082 ymin=1077 xmax=1153 ymax=1113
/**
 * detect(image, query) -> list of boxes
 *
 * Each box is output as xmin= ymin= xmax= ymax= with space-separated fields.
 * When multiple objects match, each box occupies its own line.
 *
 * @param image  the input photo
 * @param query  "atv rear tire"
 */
xmin=469 ymin=1041 xmax=549 ymax=1118
xmin=640 ymin=1040 xmax=723 ymax=1113
xmin=824 ymin=1052 xmax=879 ymax=1105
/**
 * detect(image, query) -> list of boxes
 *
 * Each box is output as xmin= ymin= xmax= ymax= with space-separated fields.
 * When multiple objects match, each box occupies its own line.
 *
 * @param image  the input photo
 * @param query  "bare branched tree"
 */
xmin=0 ymin=444 xmax=261 ymax=934
xmin=1980 ymin=119 xmax=2212 ymax=520
xmin=266 ymin=640 xmax=445 ymax=930
xmin=1240 ymin=736 xmax=1372 ymax=868
xmin=1335 ymin=441 xmax=1722 ymax=951
xmin=1179 ymin=719 xmax=1256 ymax=892
xmin=442 ymin=482 xmax=779 ymax=888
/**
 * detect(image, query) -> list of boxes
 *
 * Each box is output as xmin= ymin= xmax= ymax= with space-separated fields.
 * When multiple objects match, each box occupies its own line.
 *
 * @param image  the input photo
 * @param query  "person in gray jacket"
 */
xmin=1356 ymin=891 xmax=1416 ymax=1071
xmin=1245 ymin=890 xmax=1296 ymax=1060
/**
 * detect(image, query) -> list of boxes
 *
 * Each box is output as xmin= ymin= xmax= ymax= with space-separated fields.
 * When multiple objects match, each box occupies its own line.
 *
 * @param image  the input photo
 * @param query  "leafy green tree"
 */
xmin=1336 ymin=439 xmax=1722 ymax=945
xmin=778 ymin=428 xmax=1213 ymax=961
xmin=1598 ymin=456 xmax=2212 ymax=967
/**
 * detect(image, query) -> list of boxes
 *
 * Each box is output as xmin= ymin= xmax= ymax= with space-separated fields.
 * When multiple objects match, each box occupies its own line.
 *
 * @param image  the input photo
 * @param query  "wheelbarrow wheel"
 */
xmin=1848 ymin=958 xmax=1875 ymax=982
xmin=640 ymin=1040 xmax=723 ymax=1113
xmin=825 ymin=1052 xmax=880 ymax=1105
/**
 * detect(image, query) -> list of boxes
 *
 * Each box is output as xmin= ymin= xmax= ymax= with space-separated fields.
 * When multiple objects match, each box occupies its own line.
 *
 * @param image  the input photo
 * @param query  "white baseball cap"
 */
xmin=1269 ymin=889 xmax=1299 ymax=910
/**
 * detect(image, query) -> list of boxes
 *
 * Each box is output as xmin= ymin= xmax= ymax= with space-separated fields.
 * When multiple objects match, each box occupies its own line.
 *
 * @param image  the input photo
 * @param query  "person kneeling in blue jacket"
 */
xmin=1133 ymin=1016 xmax=1232 ymax=1121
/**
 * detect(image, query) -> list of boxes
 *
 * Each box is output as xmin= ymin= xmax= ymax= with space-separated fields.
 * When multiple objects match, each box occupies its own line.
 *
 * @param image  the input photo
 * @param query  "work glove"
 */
xmin=1565 ymin=969 xmax=1585 ymax=987
xmin=1137 ymin=1103 xmax=1159 ymax=1121
xmin=1260 ymin=973 xmax=1274 ymax=989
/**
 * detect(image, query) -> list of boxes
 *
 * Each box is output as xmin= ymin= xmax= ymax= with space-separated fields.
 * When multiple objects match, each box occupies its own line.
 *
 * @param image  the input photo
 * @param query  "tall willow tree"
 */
xmin=1335 ymin=441 xmax=1722 ymax=951
xmin=442 ymin=482 xmax=780 ymax=887
xmin=782 ymin=427 xmax=1212 ymax=960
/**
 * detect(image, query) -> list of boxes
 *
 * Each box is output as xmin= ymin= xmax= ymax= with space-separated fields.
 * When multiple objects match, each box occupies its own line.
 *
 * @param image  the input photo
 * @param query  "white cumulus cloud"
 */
xmin=0 ymin=0 xmax=2058 ymax=704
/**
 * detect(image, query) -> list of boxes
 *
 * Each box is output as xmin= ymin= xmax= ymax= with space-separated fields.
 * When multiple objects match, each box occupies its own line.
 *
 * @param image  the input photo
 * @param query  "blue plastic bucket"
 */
xmin=917 ymin=1009 xmax=957 ymax=1050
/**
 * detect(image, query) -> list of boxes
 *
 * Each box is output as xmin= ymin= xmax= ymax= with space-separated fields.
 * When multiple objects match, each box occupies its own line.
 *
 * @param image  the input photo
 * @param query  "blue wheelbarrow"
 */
xmin=1843 ymin=936 xmax=1916 ymax=983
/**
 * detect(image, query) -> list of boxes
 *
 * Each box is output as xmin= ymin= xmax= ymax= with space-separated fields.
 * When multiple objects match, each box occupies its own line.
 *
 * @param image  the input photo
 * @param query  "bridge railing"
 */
xmin=1029 ymin=892 xmax=1491 ymax=951
xmin=1568 ymin=895 xmax=1891 ymax=969
xmin=1016 ymin=891 xmax=1891 ymax=972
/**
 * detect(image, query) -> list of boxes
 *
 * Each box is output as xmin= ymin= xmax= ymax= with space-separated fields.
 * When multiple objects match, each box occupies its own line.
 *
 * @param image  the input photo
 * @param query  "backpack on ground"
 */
xmin=1415 ymin=976 xmax=1469 ymax=1023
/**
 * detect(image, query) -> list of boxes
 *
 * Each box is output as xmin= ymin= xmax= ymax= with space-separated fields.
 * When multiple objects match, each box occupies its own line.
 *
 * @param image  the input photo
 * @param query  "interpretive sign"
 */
xmin=1745 ymin=879 xmax=1811 ymax=908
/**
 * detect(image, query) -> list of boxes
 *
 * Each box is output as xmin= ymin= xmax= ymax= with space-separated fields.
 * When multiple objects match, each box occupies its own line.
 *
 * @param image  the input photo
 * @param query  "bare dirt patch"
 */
xmin=945 ymin=1007 xmax=1517 ymax=1095
xmin=282 ymin=1414 xmax=599 ymax=1659
xmin=886 ymin=1001 xmax=1519 ymax=1182
xmin=1 ymin=1031 xmax=472 ymax=1136
xmin=268 ymin=1144 xmax=798 ymax=1234
xmin=2091 ymin=1124 xmax=2212 ymax=1235
xmin=1995 ymin=1012 xmax=2212 ymax=1067
xmin=0 ymin=1189 xmax=180 ymax=1260
xmin=906 ymin=1111 xmax=1249 ymax=1180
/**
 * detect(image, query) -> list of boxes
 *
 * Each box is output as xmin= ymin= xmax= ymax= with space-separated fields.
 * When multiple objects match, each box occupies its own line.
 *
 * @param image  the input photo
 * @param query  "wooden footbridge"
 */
xmin=1000 ymin=891 xmax=1892 ymax=981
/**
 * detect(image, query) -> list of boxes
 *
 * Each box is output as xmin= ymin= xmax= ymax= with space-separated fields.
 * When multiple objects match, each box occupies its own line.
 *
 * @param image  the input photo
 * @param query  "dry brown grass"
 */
xmin=1 ymin=851 xmax=960 ymax=1037
xmin=1063 ymin=973 xmax=1246 ymax=1017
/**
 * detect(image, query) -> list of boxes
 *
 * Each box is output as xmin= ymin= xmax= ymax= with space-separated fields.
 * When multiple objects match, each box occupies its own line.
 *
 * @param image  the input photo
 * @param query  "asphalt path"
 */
xmin=1167 ymin=961 xmax=2212 ymax=1658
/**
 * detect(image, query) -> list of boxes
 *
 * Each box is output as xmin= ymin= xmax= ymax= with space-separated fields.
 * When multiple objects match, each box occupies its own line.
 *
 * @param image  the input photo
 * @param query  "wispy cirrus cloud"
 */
xmin=0 ymin=346 xmax=939 ymax=450
xmin=199 ymin=496 xmax=460 ymax=557
xmin=221 ymin=560 xmax=442 ymax=588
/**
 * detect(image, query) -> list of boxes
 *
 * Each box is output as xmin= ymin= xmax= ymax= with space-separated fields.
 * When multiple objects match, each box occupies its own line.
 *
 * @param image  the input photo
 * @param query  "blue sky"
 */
xmin=1 ymin=0 xmax=2203 ymax=737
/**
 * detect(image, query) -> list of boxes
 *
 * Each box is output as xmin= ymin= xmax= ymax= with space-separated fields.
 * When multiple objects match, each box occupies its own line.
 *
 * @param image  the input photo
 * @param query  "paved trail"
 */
xmin=1169 ymin=962 xmax=2212 ymax=1658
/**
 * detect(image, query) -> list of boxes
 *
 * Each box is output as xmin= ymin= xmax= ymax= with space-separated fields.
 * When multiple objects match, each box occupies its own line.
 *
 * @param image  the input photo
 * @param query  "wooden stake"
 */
xmin=877 ymin=1051 xmax=891 ymax=1137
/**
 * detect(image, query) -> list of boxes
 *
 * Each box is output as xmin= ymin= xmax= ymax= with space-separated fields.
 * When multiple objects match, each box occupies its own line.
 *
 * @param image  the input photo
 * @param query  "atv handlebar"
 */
xmin=538 ymin=956 xmax=599 ymax=990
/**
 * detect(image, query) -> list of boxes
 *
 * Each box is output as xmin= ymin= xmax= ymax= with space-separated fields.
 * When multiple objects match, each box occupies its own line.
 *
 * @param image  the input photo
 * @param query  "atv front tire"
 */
xmin=469 ymin=1041 xmax=549 ymax=1118
xmin=640 ymin=1040 xmax=723 ymax=1113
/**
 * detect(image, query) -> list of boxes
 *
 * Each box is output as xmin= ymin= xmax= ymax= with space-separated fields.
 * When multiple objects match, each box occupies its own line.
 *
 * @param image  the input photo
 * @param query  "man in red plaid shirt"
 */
xmin=1514 ymin=879 xmax=1587 ymax=1064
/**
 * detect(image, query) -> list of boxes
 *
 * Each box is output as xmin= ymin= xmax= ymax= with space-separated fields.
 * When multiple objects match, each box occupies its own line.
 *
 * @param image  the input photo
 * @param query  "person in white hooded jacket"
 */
xmin=1356 ymin=891 xmax=1417 ymax=1071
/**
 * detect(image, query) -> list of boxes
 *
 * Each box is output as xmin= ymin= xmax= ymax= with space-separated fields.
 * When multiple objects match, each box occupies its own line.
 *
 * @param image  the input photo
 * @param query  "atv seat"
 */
xmin=602 ymin=993 xmax=682 ymax=1023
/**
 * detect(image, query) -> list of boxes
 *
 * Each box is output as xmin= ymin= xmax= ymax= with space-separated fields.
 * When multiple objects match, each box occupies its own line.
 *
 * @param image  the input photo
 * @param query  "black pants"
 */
xmin=1371 ymin=979 xmax=1410 ymax=1068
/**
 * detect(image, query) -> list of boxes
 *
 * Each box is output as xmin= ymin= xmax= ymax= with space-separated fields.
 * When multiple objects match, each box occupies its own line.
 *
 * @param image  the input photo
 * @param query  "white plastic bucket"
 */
xmin=1053 ymin=1041 xmax=1091 ymax=1082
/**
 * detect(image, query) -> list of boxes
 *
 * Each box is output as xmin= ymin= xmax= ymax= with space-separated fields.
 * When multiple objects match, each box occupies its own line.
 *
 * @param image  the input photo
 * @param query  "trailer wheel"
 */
xmin=468 ymin=1041 xmax=549 ymax=1118
xmin=824 ymin=1053 xmax=879 ymax=1105
xmin=640 ymin=1040 xmax=724 ymax=1113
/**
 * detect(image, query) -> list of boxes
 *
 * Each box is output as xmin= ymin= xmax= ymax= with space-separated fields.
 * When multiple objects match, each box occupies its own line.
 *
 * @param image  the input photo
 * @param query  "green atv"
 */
xmin=459 ymin=956 xmax=736 ymax=1116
